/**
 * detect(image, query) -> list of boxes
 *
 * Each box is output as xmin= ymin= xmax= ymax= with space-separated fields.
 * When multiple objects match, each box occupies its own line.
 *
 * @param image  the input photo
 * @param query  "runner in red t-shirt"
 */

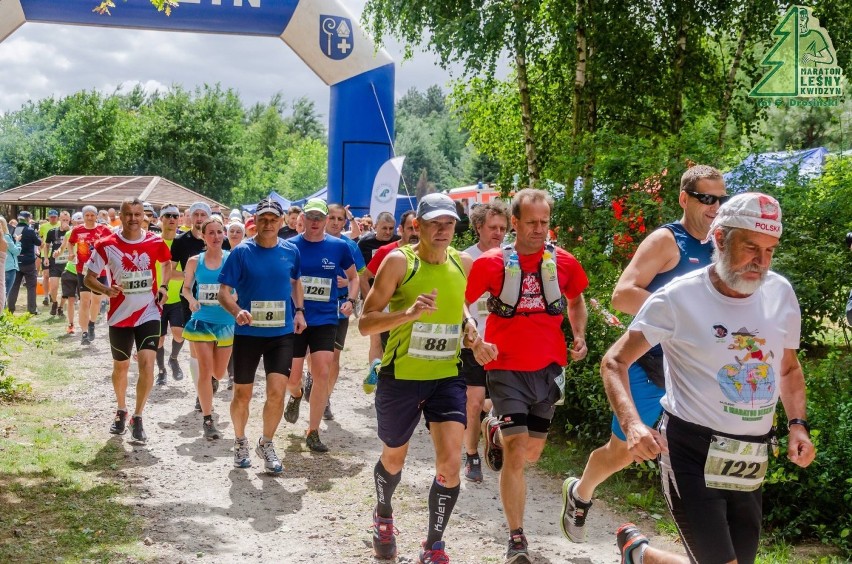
xmin=464 ymin=188 xmax=589 ymax=563
xmin=85 ymin=198 xmax=171 ymax=446
xmin=60 ymin=206 xmax=113 ymax=346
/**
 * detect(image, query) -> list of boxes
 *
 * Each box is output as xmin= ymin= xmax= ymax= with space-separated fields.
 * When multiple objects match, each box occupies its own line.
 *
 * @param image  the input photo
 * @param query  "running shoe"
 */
xmin=43 ymin=296 xmax=49 ymax=306
xmin=463 ymin=452 xmax=484 ymax=483
xmin=129 ymin=415 xmax=147 ymax=445
xmin=156 ymin=369 xmax=167 ymax=386
xmin=561 ymin=476 xmax=593 ymax=543
xmin=50 ymin=301 xmax=58 ymax=316
xmin=168 ymin=357 xmax=184 ymax=380
xmin=481 ymin=415 xmax=503 ymax=472
xmin=255 ymin=438 xmax=283 ymax=474
xmin=616 ymin=523 xmax=649 ymax=564
xmin=88 ymin=322 xmax=95 ymax=341
xmin=233 ymin=437 xmax=251 ymax=468
xmin=419 ymin=540 xmax=450 ymax=564
xmin=109 ymin=409 xmax=127 ymax=435
xmin=304 ymin=371 xmax=313 ymax=402
xmin=505 ymin=530 xmax=531 ymax=564
xmin=306 ymin=429 xmax=329 ymax=453
xmin=203 ymin=419 xmax=222 ymax=440
xmin=66 ymin=323 xmax=75 ymax=335
xmin=363 ymin=359 xmax=381 ymax=394
xmin=194 ymin=396 xmax=202 ymax=412
xmin=323 ymin=401 xmax=334 ymax=421
xmin=80 ymin=333 xmax=90 ymax=346
xmin=283 ymin=390 xmax=303 ymax=424
xmin=371 ymin=509 xmax=398 ymax=560
xmin=57 ymin=307 xmax=63 ymax=318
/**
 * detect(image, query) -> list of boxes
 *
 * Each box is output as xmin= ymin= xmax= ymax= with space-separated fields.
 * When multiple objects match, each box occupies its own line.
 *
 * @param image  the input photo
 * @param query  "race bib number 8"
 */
xmin=250 ymin=300 xmax=286 ymax=327
xmin=302 ymin=276 xmax=332 ymax=302
xmin=121 ymin=271 xmax=152 ymax=294
xmin=197 ymin=283 xmax=220 ymax=305
xmin=704 ymin=435 xmax=768 ymax=492
xmin=408 ymin=322 xmax=461 ymax=360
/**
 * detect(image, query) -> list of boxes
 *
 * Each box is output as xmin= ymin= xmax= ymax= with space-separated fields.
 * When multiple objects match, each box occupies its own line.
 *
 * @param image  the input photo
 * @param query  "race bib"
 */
xmin=704 ymin=435 xmax=768 ymax=492
xmin=303 ymin=276 xmax=332 ymax=302
xmin=197 ymin=283 xmax=220 ymax=306
xmin=55 ymin=249 xmax=71 ymax=265
xmin=251 ymin=300 xmax=286 ymax=327
xmin=408 ymin=322 xmax=461 ymax=360
xmin=121 ymin=270 xmax=152 ymax=294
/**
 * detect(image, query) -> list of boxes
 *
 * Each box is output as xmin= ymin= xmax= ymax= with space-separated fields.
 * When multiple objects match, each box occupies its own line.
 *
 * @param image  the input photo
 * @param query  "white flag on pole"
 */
xmin=369 ymin=156 xmax=406 ymax=219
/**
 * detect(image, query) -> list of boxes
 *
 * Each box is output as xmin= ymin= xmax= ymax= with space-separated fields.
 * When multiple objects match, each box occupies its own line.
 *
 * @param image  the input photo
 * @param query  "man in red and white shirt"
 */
xmin=85 ymin=198 xmax=172 ymax=445
xmin=59 ymin=205 xmax=113 ymax=345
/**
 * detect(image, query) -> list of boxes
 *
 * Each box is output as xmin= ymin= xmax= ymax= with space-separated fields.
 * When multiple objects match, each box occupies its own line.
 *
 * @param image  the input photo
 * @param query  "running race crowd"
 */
xmin=0 ymin=165 xmax=816 ymax=564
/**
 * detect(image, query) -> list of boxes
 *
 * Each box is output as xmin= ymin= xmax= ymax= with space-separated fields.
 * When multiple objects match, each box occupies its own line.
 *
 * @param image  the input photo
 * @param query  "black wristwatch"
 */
xmin=788 ymin=418 xmax=810 ymax=434
xmin=159 ymin=284 xmax=168 ymax=290
xmin=294 ymin=307 xmax=305 ymax=314
xmin=347 ymin=297 xmax=357 ymax=305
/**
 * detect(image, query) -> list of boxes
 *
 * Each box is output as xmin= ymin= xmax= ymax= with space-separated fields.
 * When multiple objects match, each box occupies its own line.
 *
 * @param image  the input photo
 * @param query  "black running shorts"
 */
xmin=232 ymin=334 xmax=294 ymax=385
xmin=108 ymin=319 xmax=162 ymax=361
xmin=293 ymin=324 xmax=337 ymax=357
xmin=658 ymin=413 xmax=764 ymax=564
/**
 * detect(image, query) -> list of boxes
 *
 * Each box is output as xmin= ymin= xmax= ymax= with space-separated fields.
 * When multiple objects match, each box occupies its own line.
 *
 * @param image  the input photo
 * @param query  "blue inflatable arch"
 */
xmin=0 ymin=0 xmax=394 ymax=214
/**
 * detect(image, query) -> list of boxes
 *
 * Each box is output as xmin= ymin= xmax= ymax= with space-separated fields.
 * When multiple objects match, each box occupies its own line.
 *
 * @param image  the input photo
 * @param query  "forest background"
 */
xmin=1 ymin=0 xmax=851 ymax=557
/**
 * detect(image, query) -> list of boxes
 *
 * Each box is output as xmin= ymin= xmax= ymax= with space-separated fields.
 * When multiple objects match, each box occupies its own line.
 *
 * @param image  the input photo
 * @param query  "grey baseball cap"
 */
xmin=416 ymin=193 xmax=460 ymax=221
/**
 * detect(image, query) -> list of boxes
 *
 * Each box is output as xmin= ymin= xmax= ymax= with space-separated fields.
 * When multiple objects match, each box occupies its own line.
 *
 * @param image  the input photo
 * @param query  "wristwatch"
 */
xmin=347 ymin=297 xmax=357 ymax=305
xmin=788 ymin=418 xmax=810 ymax=434
xmin=294 ymin=307 xmax=306 ymax=314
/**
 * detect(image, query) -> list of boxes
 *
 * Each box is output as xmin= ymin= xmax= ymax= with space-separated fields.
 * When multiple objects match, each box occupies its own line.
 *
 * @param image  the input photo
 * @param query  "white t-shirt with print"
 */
xmin=464 ymin=243 xmax=491 ymax=336
xmin=631 ymin=267 xmax=800 ymax=436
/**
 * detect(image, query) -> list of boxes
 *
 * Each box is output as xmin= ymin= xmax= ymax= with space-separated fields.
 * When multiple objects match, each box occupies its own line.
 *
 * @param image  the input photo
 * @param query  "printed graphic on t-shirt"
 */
xmin=715 ymin=325 xmax=776 ymax=421
xmin=517 ymin=272 xmax=545 ymax=312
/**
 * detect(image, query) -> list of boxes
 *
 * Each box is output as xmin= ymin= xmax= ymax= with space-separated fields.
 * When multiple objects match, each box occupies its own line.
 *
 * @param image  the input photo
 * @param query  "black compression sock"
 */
xmin=374 ymin=459 xmax=401 ymax=519
xmin=169 ymin=339 xmax=184 ymax=360
xmin=156 ymin=347 xmax=165 ymax=371
xmin=425 ymin=478 xmax=460 ymax=548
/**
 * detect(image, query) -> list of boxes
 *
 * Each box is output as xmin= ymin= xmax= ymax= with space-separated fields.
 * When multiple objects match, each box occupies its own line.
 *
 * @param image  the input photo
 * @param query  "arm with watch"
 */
xmin=338 ymin=264 xmax=359 ymax=317
xmin=291 ymin=277 xmax=307 ymax=334
xmin=779 ymin=348 xmax=815 ymax=468
xmin=459 ymin=251 xmax=498 ymax=365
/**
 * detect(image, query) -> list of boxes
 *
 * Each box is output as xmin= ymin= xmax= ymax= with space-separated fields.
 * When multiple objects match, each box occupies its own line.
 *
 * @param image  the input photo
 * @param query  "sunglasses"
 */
xmin=685 ymin=190 xmax=730 ymax=206
xmin=305 ymin=213 xmax=325 ymax=221
xmin=161 ymin=213 xmax=179 ymax=219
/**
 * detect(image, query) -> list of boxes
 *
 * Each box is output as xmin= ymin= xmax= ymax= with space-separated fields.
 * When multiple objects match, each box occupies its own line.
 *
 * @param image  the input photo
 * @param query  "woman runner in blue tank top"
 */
xmin=181 ymin=217 xmax=236 ymax=440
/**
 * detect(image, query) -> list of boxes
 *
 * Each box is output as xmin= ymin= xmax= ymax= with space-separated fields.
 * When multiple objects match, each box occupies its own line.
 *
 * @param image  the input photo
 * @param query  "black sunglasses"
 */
xmin=685 ymin=190 xmax=730 ymax=206
xmin=161 ymin=213 xmax=179 ymax=219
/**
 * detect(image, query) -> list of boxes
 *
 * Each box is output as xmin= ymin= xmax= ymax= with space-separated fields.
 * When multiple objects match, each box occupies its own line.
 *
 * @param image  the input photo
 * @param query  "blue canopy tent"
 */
xmin=241 ymin=191 xmax=292 ymax=214
xmin=723 ymin=148 xmax=829 ymax=193
xmin=243 ymin=187 xmax=417 ymax=221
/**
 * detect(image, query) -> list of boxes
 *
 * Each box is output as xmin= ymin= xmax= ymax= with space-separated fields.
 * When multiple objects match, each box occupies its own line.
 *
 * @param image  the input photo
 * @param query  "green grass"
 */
xmin=0 ymin=318 xmax=145 ymax=563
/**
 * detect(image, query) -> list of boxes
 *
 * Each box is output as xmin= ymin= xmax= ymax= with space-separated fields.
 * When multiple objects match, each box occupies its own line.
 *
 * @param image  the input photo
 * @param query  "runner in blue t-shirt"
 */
xmin=283 ymin=198 xmax=358 ymax=454
xmin=324 ymin=203 xmax=366 ymax=421
xmin=217 ymin=198 xmax=306 ymax=475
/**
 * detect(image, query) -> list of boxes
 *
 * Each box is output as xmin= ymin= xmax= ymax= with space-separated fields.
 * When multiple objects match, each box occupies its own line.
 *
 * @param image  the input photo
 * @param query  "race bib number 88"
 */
xmin=408 ymin=322 xmax=460 ymax=360
xmin=704 ymin=435 xmax=768 ymax=492
xmin=250 ymin=300 xmax=286 ymax=327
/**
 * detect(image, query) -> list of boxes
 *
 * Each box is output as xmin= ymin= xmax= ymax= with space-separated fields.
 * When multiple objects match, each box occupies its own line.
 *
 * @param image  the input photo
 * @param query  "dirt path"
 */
xmin=59 ymin=323 xmax=681 ymax=563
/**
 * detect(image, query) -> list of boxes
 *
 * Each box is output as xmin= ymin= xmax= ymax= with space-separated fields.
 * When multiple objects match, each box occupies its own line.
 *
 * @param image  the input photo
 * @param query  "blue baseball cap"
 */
xmin=48 ymin=209 xmax=58 ymax=217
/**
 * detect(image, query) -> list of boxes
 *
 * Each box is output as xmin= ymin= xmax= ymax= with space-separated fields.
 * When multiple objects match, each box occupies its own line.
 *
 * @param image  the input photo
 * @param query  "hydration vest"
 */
xmin=487 ymin=243 xmax=565 ymax=318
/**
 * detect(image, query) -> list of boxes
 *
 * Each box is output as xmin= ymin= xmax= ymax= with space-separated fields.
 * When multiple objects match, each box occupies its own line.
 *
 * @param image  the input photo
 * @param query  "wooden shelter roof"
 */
xmin=0 ymin=176 xmax=228 ymax=217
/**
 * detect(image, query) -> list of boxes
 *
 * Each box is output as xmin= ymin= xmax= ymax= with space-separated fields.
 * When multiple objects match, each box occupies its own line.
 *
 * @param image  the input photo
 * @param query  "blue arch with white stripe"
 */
xmin=0 ymin=0 xmax=394 ymax=213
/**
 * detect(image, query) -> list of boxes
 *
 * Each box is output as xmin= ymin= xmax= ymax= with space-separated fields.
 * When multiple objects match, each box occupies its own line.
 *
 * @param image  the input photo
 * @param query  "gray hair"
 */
xmin=470 ymin=200 xmax=510 ymax=232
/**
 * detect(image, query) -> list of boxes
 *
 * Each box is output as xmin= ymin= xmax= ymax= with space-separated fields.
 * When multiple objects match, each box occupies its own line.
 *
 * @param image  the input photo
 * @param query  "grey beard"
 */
xmin=714 ymin=248 xmax=766 ymax=295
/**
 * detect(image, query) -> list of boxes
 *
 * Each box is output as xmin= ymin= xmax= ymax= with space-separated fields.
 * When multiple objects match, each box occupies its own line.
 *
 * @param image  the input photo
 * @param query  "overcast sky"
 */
xmin=0 ymin=1 xmax=467 ymax=119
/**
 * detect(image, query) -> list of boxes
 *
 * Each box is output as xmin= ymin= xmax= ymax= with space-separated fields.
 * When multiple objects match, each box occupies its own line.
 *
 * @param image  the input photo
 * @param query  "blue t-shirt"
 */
xmin=218 ymin=238 xmax=301 ymax=337
xmin=337 ymin=234 xmax=365 ymax=320
xmin=191 ymin=251 xmax=235 ymax=326
xmin=291 ymin=234 xmax=355 ymax=326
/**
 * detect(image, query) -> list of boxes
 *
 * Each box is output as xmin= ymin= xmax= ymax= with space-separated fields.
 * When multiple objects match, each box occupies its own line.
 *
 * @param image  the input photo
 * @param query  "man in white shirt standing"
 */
xmin=601 ymin=192 xmax=815 ymax=564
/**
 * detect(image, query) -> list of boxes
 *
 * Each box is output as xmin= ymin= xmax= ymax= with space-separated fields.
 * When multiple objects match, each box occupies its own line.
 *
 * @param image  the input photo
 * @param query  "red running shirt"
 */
xmin=466 ymin=245 xmax=588 ymax=371
xmin=367 ymin=240 xmax=401 ymax=275
xmin=68 ymin=224 xmax=113 ymax=274
xmin=87 ymin=231 xmax=172 ymax=327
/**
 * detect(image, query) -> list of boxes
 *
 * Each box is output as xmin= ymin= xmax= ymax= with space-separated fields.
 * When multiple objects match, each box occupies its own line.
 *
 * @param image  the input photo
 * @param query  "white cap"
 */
xmin=706 ymin=192 xmax=782 ymax=241
xmin=229 ymin=208 xmax=242 ymax=221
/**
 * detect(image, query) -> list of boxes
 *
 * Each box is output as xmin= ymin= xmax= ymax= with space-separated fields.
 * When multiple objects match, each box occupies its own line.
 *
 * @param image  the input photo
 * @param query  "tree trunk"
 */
xmin=718 ymin=26 xmax=749 ymax=148
xmin=670 ymin=16 xmax=688 ymax=134
xmin=513 ymin=3 xmax=539 ymax=188
xmin=573 ymin=0 xmax=588 ymax=141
